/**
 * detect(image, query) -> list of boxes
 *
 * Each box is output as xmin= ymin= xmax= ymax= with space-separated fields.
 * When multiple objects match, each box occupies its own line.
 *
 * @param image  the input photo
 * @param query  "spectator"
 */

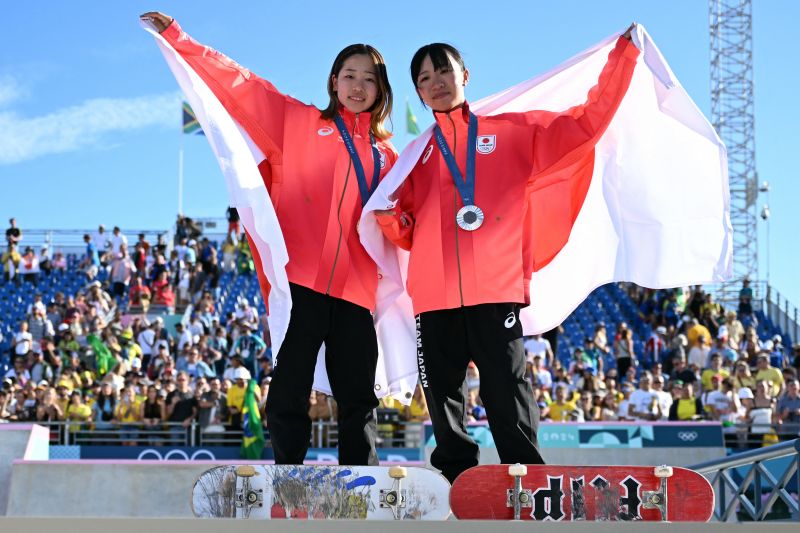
xmin=109 ymin=245 xmax=136 ymax=302
xmin=651 ymin=375 xmax=672 ymax=420
xmin=747 ymin=380 xmax=776 ymax=448
xmin=738 ymin=278 xmax=754 ymax=322
xmin=547 ymin=384 xmax=578 ymax=422
xmin=28 ymin=306 xmax=54 ymax=344
xmin=51 ymin=251 xmax=67 ymax=274
xmin=221 ymin=236 xmax=237 ymax=273
xmin=18 ymin=247 xmax=40 ymax=285
xmin=78 ymin=234 xmax=101 ymax=281
xmin=141 ymin=386 xmax=166 ymax=444
xmin=1 ymin=243 xmax=21 ymax=284
xmin=92 ymin=382 xmax=118 ymax=432
xmin=643 ymin=326 xmax=666 ymax=370
xmin=114 ymin=386 xmax=141 ymax=446
xmin=92 ymin=225 xmax=110 ymax=255
xmin=628 ymin=373 xmax=661 ymax=421
xmin=225 ymin=367 xmax=250 ymax=429
xmin=12 ymin=321 xmax=33 ymax=358
xmin=524 ymin=334 xmax=553 ymax=369
xmin=197 ymin=377 xmax=227 ymax=434
xmin=614 ymin=328 xmax=635 ymax=378
xmin=128 ymin=276 xmax=152 ymax=312
xmin=599 ymin=393 xmax=618 ymax=421
xmin=166 ymin=371 xmax=197 ymax=444
xmin=226 ymin=207 xmax=240 ymax=242
xmin=687 ymin=318 xmax=712 ymax=349
xmin=593 ymin=322 xmax=609 ymax=353
xmin=5 ymin=217 xmax=22 ymax=247
xmin=709 ymin=333 xmax=737 ymax=367
xmin=175 ymin=322 xmax=193 ymax=353
xmin=688 ymin=334 xmax=711 ymax=369
xmin=668 ymin=382 xmax=704 ymax=421
xmin=177 ymin=347 xmax=215 ymax=380
xmin=529 ymin=355 xmax=552 ymax=390
xmin=776 ymin=378 xmax=800 ymax=441
xmin=229 ymin=324 xmax=266 ymax=376
xmin=35 ymin=386 xmax=63 ymax=423
xmin=754 ymin=354 xmax=785 ymax=398
xmin=152 ymin=271 xmax=176 ymax=313
xmin=701 ymin=353 xmax=730 ymax=392
xmin=110 ymin=226 xmax=128 ymax=256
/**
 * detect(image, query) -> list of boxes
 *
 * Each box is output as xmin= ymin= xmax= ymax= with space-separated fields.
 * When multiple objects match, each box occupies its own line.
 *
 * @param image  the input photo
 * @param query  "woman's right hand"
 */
xmin=140 ymin=11 xmax=173 ymax=33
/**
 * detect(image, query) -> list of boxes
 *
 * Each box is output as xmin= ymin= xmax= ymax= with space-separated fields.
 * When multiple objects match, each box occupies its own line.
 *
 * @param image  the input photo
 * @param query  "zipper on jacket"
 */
xmin=447 ymin=112 xmax=465 ymax=307
xmin=325 ymin=114 xmax=357 ymax=295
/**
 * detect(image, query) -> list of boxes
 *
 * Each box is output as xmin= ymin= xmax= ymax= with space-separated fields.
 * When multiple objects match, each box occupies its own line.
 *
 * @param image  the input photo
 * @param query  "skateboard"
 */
xmin=450 ymin=464 xmax=714 ymax=521
xmin=192 ymin=464 xmax=451 ymax=520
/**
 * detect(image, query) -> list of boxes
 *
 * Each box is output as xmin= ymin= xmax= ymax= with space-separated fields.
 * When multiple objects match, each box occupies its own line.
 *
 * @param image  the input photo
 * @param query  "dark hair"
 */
xmin=410 ymin=43 xmax=465 ymax=107
xmin=319 ymin=44 xmax=393 ymax=140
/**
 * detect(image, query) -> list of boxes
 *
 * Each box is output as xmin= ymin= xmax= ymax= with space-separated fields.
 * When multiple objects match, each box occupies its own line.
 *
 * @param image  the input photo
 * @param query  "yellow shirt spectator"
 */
xmin=548 ymin=400 xmax=578 ymax=422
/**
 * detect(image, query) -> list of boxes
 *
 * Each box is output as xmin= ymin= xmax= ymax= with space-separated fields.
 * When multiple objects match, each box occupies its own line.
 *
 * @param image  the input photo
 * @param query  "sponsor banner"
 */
xmin=54 ymin=445 xmax=421 ymax=462
xmin=424 ymin=423 xmax=723 ymax=449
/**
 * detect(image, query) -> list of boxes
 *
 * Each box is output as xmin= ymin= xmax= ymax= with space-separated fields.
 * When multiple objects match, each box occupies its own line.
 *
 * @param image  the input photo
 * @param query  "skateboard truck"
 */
xmin=506 ymin=463 xmax=532 ymax=520
xmin=642 ymin=465 xmax=672 ymax=522
xmin=234 ymin=465 xmax=263 ymax=518
xmin=379 ymin=466 xmax=408 ymax=520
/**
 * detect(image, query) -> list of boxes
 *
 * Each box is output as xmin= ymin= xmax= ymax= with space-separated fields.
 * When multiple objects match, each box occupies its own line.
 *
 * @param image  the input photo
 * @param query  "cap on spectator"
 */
xmin=757 ymin=353 xmax=769 ymax=362
xmin=158 ymin=389 xmax=168 ymax=398
xmin=233 ymin=367 xmax=251 ymax=381
xmin=655 ymin=326 xmax=667 ymax=335
xmin=120 ymin=329 xmax=133 ymax=340
xmin=37 ymin=380 xmax=49 ymax=388
xmin=717 ymin=325 xmax=728 ymax=338
xmin=673 ymin=379 xmax=684 ymax=386
xmin=677 ymin=334 xmax=688 ymax=347
xmin=58 ymin=323 xmax=69 ymax=332
xmin=154 ymin=317 xmax=163 ymax=324
xmin=89 ymin=280 xmax=101 ymax=288
xmin=130 ymin=359 xmax=142 ymax=369
xmin=188 ymin=239 xmax=197 ymax=246
xmin=738 ymin=387 xmax=754 ymax=400
xmin=763 ymin=340 xmax=774 ymax=351
xmin=772 ymin=334 xmax=782 ymax=344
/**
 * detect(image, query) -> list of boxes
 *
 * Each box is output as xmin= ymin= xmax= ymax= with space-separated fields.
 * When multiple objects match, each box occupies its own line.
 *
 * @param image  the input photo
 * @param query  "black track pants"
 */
xmin=266 ymin=283 xmax=379 ymax=465
xmin=416 ymin=303 xmax=545 ymax=483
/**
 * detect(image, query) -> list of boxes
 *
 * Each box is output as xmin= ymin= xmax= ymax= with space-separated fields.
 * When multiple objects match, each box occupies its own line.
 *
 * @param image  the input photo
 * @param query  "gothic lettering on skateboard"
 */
xmin=451 ymin=465 xmax=714 ymax=521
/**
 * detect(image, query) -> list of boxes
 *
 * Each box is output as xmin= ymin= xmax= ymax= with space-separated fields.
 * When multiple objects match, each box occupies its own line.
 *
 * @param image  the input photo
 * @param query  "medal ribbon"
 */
xmin=333 ymin=114 xmax=381 ymax=206
xmin=433 ymin=111 xmax=478 ymax=206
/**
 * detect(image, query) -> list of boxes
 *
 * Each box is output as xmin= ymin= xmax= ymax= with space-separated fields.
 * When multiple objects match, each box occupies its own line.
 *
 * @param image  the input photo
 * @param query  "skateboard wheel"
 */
xmin=389 ymin=466 xmax=408 ymax=479
xmin=518 ymin=492 xmax=531 ymax=504
xmin=236 ymin=466 xmax=256 ymax=477
xmin=385 ymin=491 xmax=398 ymax=505
xmin=654 ymin=465 xmax=673 ymax=478
xmin=246 ymin=491 xmax=259 ymax=504
xmin=508 ymin=464 xmax=527 ymax=477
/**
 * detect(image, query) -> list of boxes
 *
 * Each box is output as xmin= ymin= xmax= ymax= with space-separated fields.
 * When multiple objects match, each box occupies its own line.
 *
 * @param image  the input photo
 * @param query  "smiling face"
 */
xmin=415 ymin=52 xmax=469 ymax=112
xmin=332 ymin=54 xmax=379 ymax=114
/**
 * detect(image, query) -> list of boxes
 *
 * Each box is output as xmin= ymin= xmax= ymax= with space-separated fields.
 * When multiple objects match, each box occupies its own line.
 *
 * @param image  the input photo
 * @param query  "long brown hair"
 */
xmin=319 ymin=44 xmax=393 ymax=140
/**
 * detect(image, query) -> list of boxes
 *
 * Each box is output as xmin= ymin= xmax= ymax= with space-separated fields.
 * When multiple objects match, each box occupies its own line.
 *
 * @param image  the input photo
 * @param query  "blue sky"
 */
xmin=0 ymin=1 xmax=797 ymax=306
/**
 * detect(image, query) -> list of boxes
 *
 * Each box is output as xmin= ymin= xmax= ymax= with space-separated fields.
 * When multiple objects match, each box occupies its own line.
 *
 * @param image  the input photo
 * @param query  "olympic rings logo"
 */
xmin=136 ymin=449 xmax=216 ymax=460
xmin=677 ymin=431 xmax=698 ymax=442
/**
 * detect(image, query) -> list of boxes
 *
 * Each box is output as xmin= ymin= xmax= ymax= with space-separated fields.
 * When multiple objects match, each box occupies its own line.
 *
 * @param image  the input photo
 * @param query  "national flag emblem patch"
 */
xmin=476 ymin=135 xmax=496 ymax=154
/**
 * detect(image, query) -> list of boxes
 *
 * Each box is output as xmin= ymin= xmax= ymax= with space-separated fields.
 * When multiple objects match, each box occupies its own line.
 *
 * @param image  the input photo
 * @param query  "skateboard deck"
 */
xmin=192 ymin=464 xmax=451 ymax=520
xmin=450 ymin=464 xmax=714 ymax=521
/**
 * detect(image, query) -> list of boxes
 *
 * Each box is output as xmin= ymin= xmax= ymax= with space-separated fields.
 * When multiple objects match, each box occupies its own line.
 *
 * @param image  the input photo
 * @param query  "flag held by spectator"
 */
xmin=240 ymin=379 xmax=265 ymax=459
xmin=182 ymin=101 xmax=204 ymax=135
xmin=406 ymin=100 xmax=420 ymax=135
xmin=87 ymin=334 xmax=115 ymax=376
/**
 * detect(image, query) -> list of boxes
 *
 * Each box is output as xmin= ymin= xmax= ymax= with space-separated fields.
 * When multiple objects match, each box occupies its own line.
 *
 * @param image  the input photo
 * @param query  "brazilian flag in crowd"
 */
xmin=240 ymin=379 xmax=265 ymax=459
xmin=87 ymin=335 xmax=116 ymax=377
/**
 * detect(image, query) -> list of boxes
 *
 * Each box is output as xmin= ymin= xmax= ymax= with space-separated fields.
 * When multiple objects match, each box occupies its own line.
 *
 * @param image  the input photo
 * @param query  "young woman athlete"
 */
xmin=376 ymin=26 xmax=638 ymax=482
xmin=142 ymin=12 xmax=397 ymax=465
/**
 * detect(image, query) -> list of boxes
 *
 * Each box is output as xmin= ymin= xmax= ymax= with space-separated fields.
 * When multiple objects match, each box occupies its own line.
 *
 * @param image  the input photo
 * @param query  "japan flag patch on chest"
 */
xmin=476 ymin=135 xmax=496 ymax=154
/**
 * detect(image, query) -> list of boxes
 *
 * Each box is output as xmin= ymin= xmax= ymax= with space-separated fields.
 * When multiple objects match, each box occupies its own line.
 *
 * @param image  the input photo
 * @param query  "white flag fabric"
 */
xmin=142 ymin=21 xmax=418 ymax=403
xmin=360 ymin=25 xmax=732 ymax=337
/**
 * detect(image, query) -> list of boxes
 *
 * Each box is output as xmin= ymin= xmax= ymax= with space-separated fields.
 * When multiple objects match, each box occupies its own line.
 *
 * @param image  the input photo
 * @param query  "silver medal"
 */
xmin=456 ymin=205 xmax=484 ymax=231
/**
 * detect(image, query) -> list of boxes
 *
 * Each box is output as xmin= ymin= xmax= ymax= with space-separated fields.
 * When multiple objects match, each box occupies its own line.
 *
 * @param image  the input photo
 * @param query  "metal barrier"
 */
xmin=690 ymin=438 xmax=800 ymax=522
xmin=32 ymin=419 xmax=426 ymax=450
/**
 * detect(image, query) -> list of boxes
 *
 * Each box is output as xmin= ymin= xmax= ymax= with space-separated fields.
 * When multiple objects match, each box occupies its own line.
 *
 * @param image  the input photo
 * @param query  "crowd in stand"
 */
xmin=2 ymin=215 xmax=799 ymax=451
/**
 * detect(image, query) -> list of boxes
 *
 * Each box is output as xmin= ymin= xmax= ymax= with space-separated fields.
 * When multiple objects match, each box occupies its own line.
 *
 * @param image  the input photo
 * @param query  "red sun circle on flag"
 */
xmin=482 ymin=137 xmax=490 ymax=143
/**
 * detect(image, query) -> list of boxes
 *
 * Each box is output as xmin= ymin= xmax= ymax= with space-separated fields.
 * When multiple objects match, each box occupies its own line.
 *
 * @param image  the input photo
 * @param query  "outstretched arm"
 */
xmin=141 ymin=11 xmax=291 ymax=155
xmin=530 ymin=24 xmax=640 ymax=180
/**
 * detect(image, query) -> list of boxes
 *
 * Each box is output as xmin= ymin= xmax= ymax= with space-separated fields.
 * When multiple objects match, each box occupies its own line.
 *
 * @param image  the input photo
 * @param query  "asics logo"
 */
xmin=421 ymin=145 xmax=434 ymax=164
xmin=317 ymin=127 xmax=334 ymax=136
xmin=504 ymin=312 xmax=517 ymax=329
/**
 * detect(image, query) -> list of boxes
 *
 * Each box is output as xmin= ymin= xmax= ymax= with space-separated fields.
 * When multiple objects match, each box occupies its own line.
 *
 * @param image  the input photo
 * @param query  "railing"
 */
xmin=27 ymin=418 xmax=426 ymax=450
xmin=690 ymin=438 xmax=800 ymax=522
xmin=765 ymin=284 xmax=800 ymax=346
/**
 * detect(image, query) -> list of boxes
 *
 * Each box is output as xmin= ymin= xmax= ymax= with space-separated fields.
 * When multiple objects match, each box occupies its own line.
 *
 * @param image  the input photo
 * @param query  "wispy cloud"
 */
xmin=0 ymin=76 xmax=24 ymax=107
xmin=0 ymin=91 xmax=182 ymax=165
